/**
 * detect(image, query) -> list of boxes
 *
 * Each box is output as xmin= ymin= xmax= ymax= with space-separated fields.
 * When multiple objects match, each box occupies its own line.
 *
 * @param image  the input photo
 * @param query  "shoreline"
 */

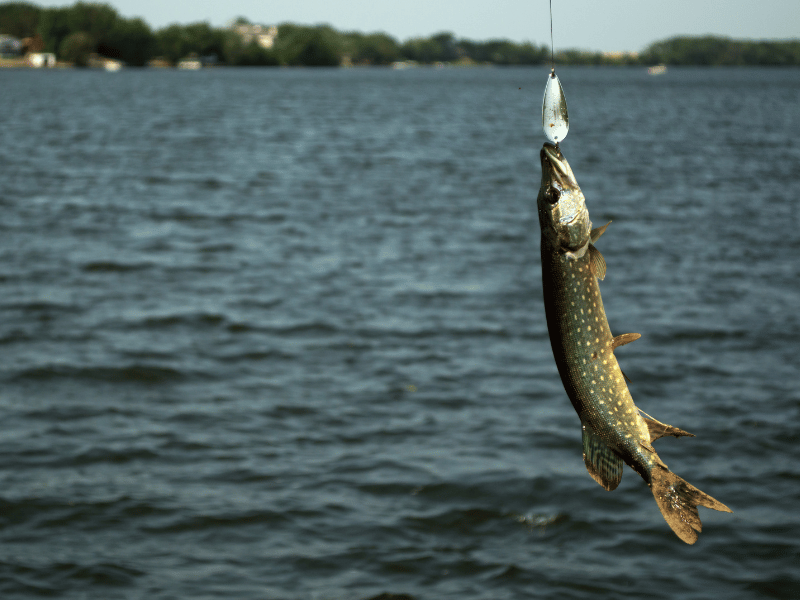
xmin=3 ymin=56 xmax=798 ymax=70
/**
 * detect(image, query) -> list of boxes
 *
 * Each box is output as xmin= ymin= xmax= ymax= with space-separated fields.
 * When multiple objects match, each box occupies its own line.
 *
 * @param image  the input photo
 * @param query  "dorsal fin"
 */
xmin=612 ymin=334 xmax=639 ymax=382
xmin=588 ymin=244 xmax=606 ymax=280
xmin=582 ymin=422 xmax=623 ymax=491
xmin=611 ymin=333 xmax=641 ymax=350
xmin=590 ymin=221 xmax=611 ymax=244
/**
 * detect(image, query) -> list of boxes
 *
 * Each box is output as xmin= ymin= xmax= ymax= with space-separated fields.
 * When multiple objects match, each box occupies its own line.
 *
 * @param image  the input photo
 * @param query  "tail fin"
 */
xmin=650 ymin=467 xmax=732 ymax=544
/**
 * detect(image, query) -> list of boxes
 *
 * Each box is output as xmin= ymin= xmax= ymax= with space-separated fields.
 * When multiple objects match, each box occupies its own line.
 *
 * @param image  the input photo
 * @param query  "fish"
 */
xmin=536 ymin=142 xmax=731 ymax=544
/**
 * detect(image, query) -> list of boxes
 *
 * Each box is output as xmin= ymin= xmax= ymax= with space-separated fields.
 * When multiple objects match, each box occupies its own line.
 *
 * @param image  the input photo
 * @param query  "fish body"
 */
xmin=536 ymin=142 xmax=731 ymax=544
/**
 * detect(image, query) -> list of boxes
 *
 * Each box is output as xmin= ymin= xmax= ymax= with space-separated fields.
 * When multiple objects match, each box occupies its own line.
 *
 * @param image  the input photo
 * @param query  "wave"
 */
xmin=2 ymin=300 xmax=81 ymax=313
xmin=71 ymin=446 xmax=160 ymax=466
xmin=136 ymin=312 xmax=226 ymax=328
xmin=0 ymin=560 xmax=143 ymax=595
xmin=213 ymin=349 xmax=296 ymax=362
xmin=0 ymin=494 xmax=172 ymax=530
xmin=143 ymin=509 xmax=292 ymax=534
xmin=81 ymin=261 xmax=153 ymax=273
xmin=226 ymin=320 xmax=342 ymax=336
xmin=9 ymin=364 xmax=186 ymax=384
xmin=355 ymin=323 xmax=512 ymax=339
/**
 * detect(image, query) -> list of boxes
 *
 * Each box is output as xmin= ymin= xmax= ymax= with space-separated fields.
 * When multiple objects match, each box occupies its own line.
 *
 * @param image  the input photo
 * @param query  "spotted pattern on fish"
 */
xmin=541 ymin=238 xmax=657 ymax=481
xmin=536 ymin=142 xmax=731 ymax=544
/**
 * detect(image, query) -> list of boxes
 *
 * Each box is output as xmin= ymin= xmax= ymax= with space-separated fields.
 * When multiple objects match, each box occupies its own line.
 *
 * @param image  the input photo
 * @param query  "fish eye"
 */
xmin=547 ymin=188 xmax=561 ymax=204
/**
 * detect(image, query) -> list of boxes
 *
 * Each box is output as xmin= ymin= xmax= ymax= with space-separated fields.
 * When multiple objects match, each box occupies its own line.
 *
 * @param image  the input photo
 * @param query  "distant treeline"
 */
xmin=2 ymin=1 xmax=799 ymax=67
xmin=639 ymin=36 xmax=800 ymax=66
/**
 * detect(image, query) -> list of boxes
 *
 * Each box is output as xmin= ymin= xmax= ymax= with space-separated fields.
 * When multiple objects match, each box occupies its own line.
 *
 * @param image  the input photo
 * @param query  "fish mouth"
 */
xmin=539 ymin=142 xmax=588 ymax=239
xmin=537 ymin=143 xmax=590 ymax=254
xmin=540 ymin=142 xmax=572 ymax=186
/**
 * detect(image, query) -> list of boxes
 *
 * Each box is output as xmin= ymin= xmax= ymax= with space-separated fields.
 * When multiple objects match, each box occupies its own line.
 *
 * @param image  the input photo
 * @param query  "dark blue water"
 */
xmin=0 ymin=66 xmax=798 ymax=599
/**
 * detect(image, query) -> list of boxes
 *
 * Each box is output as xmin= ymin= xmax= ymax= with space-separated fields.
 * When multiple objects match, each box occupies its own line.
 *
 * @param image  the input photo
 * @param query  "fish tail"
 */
xmin=650 ymin=467 xmax=731 ymax=544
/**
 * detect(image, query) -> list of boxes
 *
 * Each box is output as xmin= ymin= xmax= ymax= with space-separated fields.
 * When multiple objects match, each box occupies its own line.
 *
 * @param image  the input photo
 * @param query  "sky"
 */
xmin=35 ymin=0 xmax=800 ymax=53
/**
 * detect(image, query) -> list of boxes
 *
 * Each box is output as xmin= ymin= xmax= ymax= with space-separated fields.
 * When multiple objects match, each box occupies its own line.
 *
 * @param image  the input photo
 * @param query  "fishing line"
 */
xmin=549 ymin=0 xmax=554 ymax=71
xmin=541 ymin=0 xmax=568 ymax=145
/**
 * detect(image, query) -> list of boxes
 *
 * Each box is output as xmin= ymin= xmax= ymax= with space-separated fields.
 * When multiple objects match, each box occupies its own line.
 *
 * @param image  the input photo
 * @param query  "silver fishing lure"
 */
xmin=542 ymin=69 xmax=569 ymax=145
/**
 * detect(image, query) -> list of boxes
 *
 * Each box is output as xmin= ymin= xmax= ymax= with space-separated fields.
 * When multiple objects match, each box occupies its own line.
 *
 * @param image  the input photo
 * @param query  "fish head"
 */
xmin=537 ymin=143 xmax=592 ymax=257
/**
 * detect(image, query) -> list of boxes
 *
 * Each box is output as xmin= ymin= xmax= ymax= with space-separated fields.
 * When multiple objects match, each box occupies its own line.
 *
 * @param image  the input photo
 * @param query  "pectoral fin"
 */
xmin=582 ymin=422 xmax=623 ymax=491
xmin=588 ymin=244 xmax=607 ymax=280
xmin=611 ymin=333 xmax=641 ymax=350
xmin=588 ymin=221 xmax=611 ymax=279
xmin=590 ymin=221 xmax=611 ymax=244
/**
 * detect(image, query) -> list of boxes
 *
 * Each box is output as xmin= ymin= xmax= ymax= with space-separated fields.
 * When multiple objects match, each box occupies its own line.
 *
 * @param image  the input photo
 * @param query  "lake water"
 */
xmin=0 ymin=66 xmax=799 ymax=599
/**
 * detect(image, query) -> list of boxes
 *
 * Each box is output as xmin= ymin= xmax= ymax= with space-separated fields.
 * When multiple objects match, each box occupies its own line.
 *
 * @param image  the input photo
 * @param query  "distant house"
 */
xmin=602 ymin=51 xmax=639 ymax=61
xmin=0 ymin=34 xmax=22 ymax=57
xmin=232 ymin=23 xmax=278 ymax=49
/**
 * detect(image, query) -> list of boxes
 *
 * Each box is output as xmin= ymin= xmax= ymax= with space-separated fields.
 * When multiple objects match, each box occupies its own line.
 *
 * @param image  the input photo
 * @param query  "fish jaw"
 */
xmin=537 ymin=143 xmax=592 ymax=257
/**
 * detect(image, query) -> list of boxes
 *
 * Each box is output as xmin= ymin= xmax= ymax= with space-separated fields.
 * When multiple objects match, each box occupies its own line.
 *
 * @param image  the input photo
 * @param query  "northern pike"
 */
xmin=536 ymin=142 xmax=731 ymax=544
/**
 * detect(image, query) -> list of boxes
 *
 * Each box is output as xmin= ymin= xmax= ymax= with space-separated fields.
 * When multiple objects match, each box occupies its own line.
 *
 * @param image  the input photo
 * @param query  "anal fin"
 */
xmin=639 ymin=411 xmax=695 ymax=442
xmin=582 ymin=422 xmax=623 ymax=491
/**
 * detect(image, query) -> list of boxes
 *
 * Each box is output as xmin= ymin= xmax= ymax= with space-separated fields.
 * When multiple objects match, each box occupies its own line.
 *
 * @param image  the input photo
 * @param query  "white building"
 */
xmin=28 ymin=53 xmax=56 ymax=68
xmin=233 ymin=24 xmax=278 ymax=49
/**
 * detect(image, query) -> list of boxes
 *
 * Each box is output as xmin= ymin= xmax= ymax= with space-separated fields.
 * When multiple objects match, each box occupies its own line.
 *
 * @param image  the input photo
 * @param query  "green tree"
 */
xmin=98 ymin=17 xmax=154 ymax=65
xmin=275 ymin=24 xmax=341 ymax=66
xmin=65 ymin=2 xmax=118 ymax=42
xmin=59 ymin=30 xmax=94 ymax=65
xmin=400 ymin=36 xmax=444 ymax=63
xmin=220 ymin=28 xmax=278 ymax=66
xmin=154 ymin=24 xmax=189 ymax=63
xmin=636 ymin=35 xmax=800 ymax=66
xmin=37 ymin=6 xmax=72 ymax=54
xmin=220 ymin=28 xmax=245 ymax=64
xmin=155 ymin=21 xmax=226 ymax=64
xmin=0 ymin=1 xmax=41 ymax=37
xmin=238 ymin=40 xmax=278 ymax=66
xmin=182 ymin=21 xmax=224 ymax=57
xmin=740 ymin=40 xmax=800 ymax=65
xmin=344 ymin=31 xmax=399 ymax=65
xmin=486 ymin=39 xmax=524 ymax=64
xmin=431 ymin=32 xmax=457 ymax=61
xmin=36 ymin=2 xmax=119 ymax=58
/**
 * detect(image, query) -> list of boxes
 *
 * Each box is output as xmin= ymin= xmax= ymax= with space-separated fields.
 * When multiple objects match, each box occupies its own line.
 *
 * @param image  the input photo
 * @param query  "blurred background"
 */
xmin=1 ymin=3 xmax=799 ymax=600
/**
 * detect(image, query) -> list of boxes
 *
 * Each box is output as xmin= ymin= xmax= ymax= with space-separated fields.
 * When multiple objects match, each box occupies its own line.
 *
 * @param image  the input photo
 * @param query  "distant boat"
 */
xmin=177 ymin=59 xmax=202 ymax=70
xmin=28 ymin=52 xmax=56 ymax=68
xmin=647 ymin=64 xmax=667 ymax=76
xmin=391 ymin=60 xmax=418 ymax=70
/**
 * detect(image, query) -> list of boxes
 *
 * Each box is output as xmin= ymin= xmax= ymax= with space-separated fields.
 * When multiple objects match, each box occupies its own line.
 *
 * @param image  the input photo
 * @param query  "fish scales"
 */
xmin=536 ymin=142 xmax=731 ymax=544
xmin=541 ymin=241 xmax=654 ymax=480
